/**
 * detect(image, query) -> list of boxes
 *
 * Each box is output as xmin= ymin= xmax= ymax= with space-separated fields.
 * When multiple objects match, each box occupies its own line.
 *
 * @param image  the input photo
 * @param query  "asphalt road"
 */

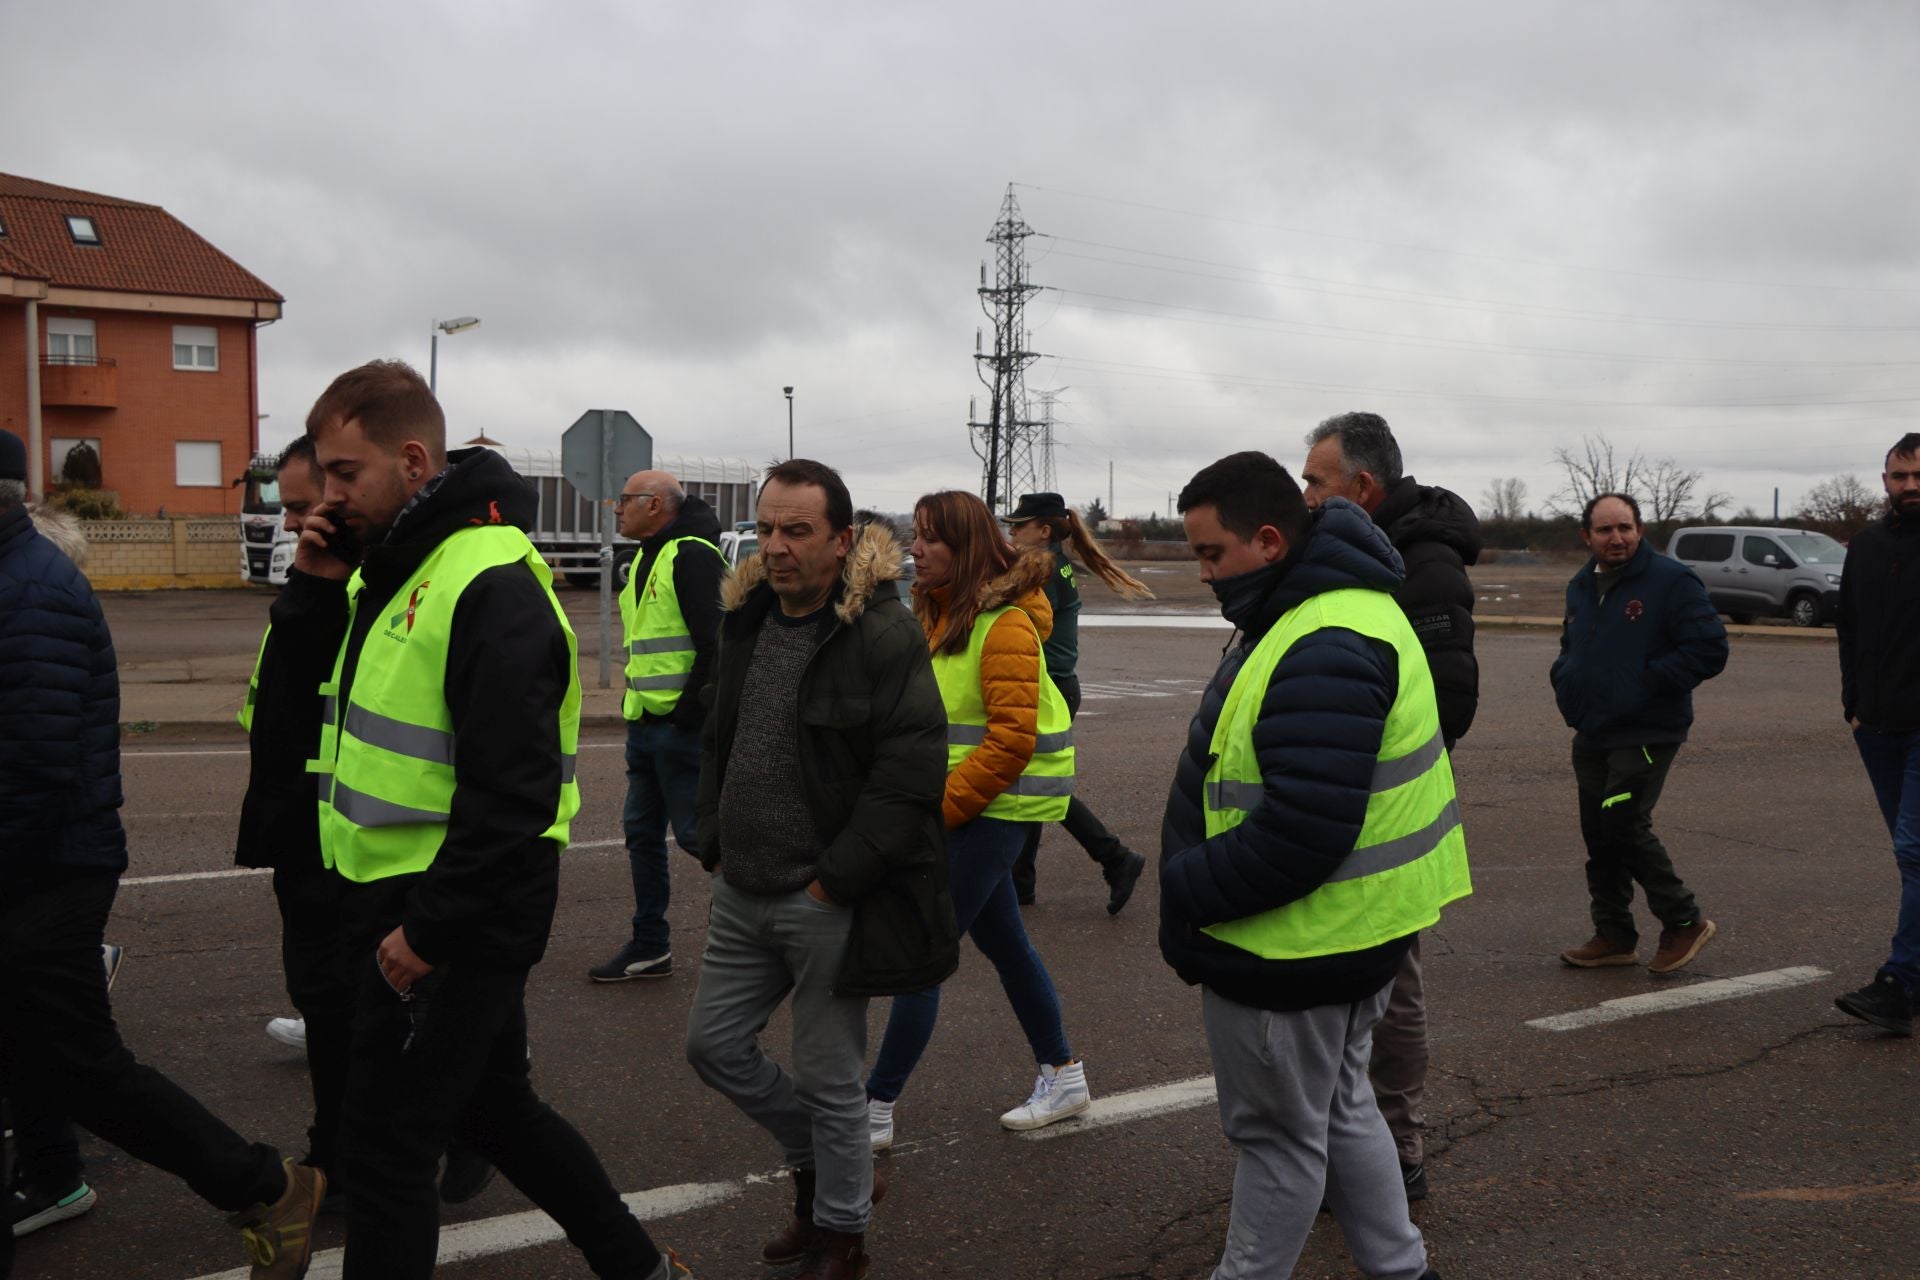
xmin=12 ymin=617 xmax=1910 ymax=1280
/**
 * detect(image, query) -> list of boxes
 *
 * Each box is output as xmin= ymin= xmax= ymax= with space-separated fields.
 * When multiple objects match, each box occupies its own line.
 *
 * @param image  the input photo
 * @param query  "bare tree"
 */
xmin=1796 ymin=474 xmax=1881 ymax=533
xmin=1641 ymin=458 xmax=1730 ymax=526
xmin=1547 ymin=436 xmax=1646 ymax=517
xmin=1480 ymin=477 xmax=1528 ymax=522
xmin=1548 ymin=435 xmax=1727 ymax=524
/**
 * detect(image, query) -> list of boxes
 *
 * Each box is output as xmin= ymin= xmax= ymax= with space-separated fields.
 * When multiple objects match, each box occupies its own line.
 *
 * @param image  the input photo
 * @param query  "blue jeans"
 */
xmin=866 ymin=816 xmax=1072 ymax=1102
xmin=1855 ymin=726 xmax=1920 ymax=993
xmin=624 ymin=717 xmax=702 ymax=955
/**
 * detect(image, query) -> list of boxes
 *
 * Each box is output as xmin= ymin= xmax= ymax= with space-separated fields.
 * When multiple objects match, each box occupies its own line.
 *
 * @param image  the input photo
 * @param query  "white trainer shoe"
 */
xmin=265 ymin=1016 xmax=307 ymax=1049
xmin=999 ymin=1060 xmax=1091 ymax=1131
xmin=868 ymin=1097 xmax=895 ymax=1151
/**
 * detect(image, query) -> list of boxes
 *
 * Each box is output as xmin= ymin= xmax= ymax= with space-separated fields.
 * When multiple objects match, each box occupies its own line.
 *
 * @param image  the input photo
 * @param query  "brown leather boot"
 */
xmin=760 ymin=1168 xmax=817 ymax=1266
xmin=793 ymin=1228 xmax=869 ymax=1280
xmin=761 ymin=1167 xmax=888 ymax=1266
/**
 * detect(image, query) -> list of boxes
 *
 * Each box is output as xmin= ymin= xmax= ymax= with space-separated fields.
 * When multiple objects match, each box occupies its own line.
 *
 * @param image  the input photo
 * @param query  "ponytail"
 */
xmin=1050 ymin=509 xmax=1154 ymax=600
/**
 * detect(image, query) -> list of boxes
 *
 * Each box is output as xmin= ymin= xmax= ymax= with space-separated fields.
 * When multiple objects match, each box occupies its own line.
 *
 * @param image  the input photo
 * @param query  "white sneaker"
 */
xmin=999 ymin=1060 xmax=1091 ymax=1131
xmin=868 ymin=1097 xmax=895 ymax=1151
xmin=265 ymin=1016 xmax=307 ymax=1049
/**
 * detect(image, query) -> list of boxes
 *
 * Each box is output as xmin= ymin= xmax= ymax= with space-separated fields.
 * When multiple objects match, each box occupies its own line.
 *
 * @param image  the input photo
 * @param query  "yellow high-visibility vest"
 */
xmin=619 ymin=535 xmax=720 ymax=719
xmin=1201 ymin=587 xmax=1471 ymax=958
xmin=310 ymin=525 xmax=581 ymax=883
xmin=931 ymin=604 xmax=1075 ymax=822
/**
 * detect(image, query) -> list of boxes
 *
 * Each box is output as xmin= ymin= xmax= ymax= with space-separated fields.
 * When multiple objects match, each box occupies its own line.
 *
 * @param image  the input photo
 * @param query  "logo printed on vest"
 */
xmin=1624 ymin=598 xmax=1644 ymax=622
xmin=390 ymin=581 xmax=432 ymax=633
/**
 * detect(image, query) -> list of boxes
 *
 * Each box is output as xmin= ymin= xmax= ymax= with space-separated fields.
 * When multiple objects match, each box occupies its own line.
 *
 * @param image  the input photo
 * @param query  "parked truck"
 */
xmin=238 ymin=444 xmax=758 ymax=587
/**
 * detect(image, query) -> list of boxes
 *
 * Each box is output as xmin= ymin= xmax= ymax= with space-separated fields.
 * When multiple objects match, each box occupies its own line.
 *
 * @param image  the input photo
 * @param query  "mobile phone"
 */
xmin=320 ymin=520 xmax=360 ymax=565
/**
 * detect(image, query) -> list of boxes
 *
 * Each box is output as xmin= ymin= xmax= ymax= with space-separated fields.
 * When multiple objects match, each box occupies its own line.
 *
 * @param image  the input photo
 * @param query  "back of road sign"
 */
xmin=561 ymin=410 xmax=652 ymax=502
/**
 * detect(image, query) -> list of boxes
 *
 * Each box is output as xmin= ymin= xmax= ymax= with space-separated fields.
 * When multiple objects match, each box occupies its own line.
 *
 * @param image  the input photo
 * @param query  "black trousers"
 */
xmin=338 ymin=943 xmax=659 ymax=1279
xmin=2 ymin=1096 xmax=83 ymax=1190
xmin=1013 ymin=673 xmax=1127 ymax=900
xmin=1572 ymin=741 xmax=1702 ymax=942
xmin=273 ymin=862 xmax=352 ymax=1178
xmin=0 ymin=872 xmax=284 ymax=1279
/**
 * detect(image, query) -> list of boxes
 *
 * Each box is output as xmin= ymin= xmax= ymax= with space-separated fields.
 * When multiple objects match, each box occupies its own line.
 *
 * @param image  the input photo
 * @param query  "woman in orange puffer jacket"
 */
xmin=864 ymin=491 xmax=1092 ymax=1147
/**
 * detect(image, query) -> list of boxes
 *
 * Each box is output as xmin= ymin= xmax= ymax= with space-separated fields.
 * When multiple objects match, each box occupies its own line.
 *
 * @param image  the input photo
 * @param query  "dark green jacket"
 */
xmin=698 ymin=522 xmax=959 ymax=997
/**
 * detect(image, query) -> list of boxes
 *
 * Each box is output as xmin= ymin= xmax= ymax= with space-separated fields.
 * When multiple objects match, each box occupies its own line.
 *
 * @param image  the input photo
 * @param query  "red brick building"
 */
xmin=0 ymin=173 xmax=283 ymax=516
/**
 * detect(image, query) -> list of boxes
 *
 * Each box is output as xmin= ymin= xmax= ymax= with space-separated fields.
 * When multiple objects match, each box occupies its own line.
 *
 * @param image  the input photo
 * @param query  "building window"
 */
xmin=175 ymin=441 xmax=223 ymax=488
xmin=173 ymin=325 xmax=218 ymax=371
xmin=46 ymin=317 xmax=97 ymax=366
xmin=67 ymin=215 xmax=100 ymax=245
xmin=49 ymin=438 xmax=104 ymax=486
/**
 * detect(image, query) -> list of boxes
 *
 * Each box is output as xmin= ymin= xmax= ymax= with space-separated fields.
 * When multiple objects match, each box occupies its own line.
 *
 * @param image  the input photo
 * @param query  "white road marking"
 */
xmin=1525 ymin=966 xmax=1831 ymax=1032
xmin=122 ymin=867 xmax=270 ymax=887
xmin=187 ymin=1180 xmax=740 ymax=1280
xmin=119 ymin=841 xmax=622 ymax=888
xmin=1081 ymin=613 xmax=1229 ymax=630
xmin=1079 ymin=677 xmax=1208 ymax=701
xmin=1015 ymin=1073 xmax=1218 ymax=1141
xmin=179 ymin=1077 xmax=1220 ymax=1276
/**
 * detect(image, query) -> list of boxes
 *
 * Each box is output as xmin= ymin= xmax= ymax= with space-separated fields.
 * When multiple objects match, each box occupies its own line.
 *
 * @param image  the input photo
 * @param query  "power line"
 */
xmin=1052 ymin=290 xmax=1920 ymax=369
xmin=1013 ymin=182 xmax=1920 ymax=296
xmin=1040 ymin=245 xmax=1920 ymax=334
xmin=1050 ymin=355 xmax=1920 ymax=411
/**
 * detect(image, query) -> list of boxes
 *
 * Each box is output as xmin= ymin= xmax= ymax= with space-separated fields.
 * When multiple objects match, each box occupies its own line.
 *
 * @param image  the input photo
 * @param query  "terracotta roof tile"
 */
xmin=0 ymin=171 xmax=282 ymax=304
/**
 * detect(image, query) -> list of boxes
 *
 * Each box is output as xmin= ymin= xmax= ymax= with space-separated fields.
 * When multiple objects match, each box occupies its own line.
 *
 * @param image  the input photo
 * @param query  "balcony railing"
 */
xmin=40 ymin=356 xmax=119 ymax=409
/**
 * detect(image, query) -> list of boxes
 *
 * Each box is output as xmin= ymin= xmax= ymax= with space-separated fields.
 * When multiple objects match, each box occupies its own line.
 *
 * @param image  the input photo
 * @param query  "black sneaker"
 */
xmin=9 ymin=1180 xmax=96 ymax=1237
xmin=1104 ymin=850 xmax=1147 ymax=916
xmin=1402 ymin=1160 xmax=1428 ymax=1201
xmin=1835 ymin=974 xmax=1913 ymax=1036
xmin=588 ymin=944 xmax=671 ymax=983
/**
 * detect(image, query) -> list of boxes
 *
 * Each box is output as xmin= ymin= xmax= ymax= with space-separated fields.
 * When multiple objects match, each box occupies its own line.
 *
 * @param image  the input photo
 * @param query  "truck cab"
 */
xmin=237 ymin=453 xmax=297 ymax=585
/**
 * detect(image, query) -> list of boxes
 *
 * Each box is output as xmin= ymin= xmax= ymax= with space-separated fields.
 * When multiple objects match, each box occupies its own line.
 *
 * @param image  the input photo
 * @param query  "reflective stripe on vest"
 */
xmin=312 ymin=524 xmax=583 ymax=883
xmin=1200 ymin=587 xmax=1471 ymax=960
xmin=238 ymin=628 xmax=269 ymax=731
xmin=930 ymin=602 xmax=1075 ymax=822
xmin=619 ymin=536 xmax=720 ymax=718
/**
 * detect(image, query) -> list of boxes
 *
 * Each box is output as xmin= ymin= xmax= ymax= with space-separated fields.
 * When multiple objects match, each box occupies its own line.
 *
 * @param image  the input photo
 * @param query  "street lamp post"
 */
xmin=429 ymin=316 xmax=481 ymax=394
xmin=783 ymin=385 xmax=794 ymax=460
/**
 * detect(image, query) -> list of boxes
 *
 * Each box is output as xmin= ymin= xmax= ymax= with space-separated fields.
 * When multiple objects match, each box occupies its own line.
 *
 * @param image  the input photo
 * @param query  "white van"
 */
xmin=1666 ymin=526 xmax=1846 ymax=628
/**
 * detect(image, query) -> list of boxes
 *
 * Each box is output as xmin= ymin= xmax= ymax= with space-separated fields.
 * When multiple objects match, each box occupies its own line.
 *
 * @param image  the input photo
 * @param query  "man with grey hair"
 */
xmin=591 ymin=468 xmax=726 ymax=981
xmin=1301 ymin=410 xmax=1482 ymax=1203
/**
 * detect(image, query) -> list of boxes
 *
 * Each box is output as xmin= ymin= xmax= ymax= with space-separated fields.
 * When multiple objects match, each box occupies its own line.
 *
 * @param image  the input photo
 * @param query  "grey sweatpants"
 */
xmin=1203 ymin=984 xmax=1429 ymax=1280
xmin=685 ymin=873 xmax=873 ymax=1233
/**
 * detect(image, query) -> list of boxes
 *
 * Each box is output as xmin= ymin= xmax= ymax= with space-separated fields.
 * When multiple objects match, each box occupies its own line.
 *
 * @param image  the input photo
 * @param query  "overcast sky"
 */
xmin=5 ymin=0 xmax=1915 ymax=520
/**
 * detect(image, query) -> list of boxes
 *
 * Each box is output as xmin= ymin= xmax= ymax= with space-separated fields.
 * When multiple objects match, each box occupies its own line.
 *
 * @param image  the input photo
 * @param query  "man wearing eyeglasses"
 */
xmin=590 ymin=470 xmax=727 ymax=982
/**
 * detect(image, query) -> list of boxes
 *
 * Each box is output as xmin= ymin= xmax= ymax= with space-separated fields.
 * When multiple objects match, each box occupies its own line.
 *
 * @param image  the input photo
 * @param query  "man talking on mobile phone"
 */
xmin=288 ymin=360 xmax=690 ymax=1279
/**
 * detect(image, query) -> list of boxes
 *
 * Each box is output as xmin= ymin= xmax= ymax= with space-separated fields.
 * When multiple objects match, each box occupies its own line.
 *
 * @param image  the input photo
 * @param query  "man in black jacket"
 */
xmin=1551 ymin=493 xmax=1727 ymax=975
xmin=1833 ymin=432 xmax=1920 ymax=1036
xmin=686 ymin=459 xmax=955 ymax=1280
xmin=291 ymin=362 xmax=685 ymax=1279
xmin=590 ymin=468 xmax=725 ymax=982
xmin=234 ymin=435 xmax=354 ymax=1201
xmin=1302 ymin=411 xmax=1481 ymax=1200
xmin=0 ymin=429 xmax=325 ymax=1280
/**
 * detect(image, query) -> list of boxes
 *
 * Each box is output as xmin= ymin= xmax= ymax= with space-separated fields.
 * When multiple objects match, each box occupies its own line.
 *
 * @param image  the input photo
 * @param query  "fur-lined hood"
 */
xmin=919 ymin=546 xmax=1055 ymax=650
xmin=29 ymin=505 xmax=88 ymax=568
xmin=721 ymin=519 xmax=906 ymax=624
